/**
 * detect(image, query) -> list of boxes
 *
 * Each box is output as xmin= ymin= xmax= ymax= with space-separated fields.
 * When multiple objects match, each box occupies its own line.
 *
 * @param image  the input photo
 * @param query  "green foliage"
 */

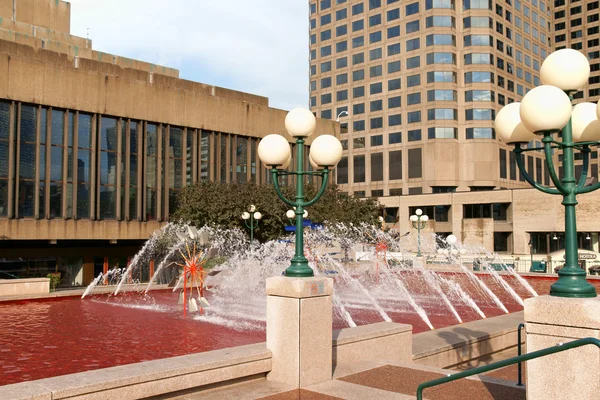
xmin=47 ymin=272 xmax=61 ymax=292
xmin=173 ymin=181 xmax=382 ymax=242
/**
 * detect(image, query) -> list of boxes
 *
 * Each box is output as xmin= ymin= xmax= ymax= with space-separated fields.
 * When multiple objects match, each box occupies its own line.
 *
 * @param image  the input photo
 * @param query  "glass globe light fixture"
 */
xmin=303 ymin=210 xmax=308 ymax=218
xmin=415 ymin=209 xmax=423 ymax=216
xmin=410 ymin=215 xmax=418 ymax=222
xmin=241 ymin=212 xmax=250 ymax=220
xmin=285 ymin=107 xmax=316 ymax=138
xmin=494 ymin=102 xmax=535 ymax=144
xmin=310 ymin=135 xmax=343 ymax=167
xmin=446 ymin=235 xmax=458 ymax=246
xmin=519 ymin=85 xmax=572 ymax=134
xmin=258 ymin=134 xmax=292 ymax=166
xmin=572 ymin=103 xmax=600 ymax=142
xmin=540 ymin=49 xmax=590 ymax=92
xmin=249 ymin=205 xmax=256 ymax=212
xmin=253 ymin=212 xmax=262 ymax=220
xmin=422 ymin=215 xmax=429 ymax=222
xmin=286 ymin=210 xmax=295 ymax=219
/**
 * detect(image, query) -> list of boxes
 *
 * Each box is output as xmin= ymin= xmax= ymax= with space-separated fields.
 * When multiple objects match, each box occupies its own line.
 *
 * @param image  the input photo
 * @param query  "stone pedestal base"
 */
xmin=525 ymin=295 xmax=600 ymax=400
xmin=266 ymin=276 xmax=333 ymax=387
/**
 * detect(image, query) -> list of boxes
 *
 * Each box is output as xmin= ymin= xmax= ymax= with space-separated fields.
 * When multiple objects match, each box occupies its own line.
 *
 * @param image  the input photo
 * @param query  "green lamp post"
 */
xmin=495 ymin=48 xmax=600 ymax=298
xmin=241 ymin=205 xmax=262 ymax=247
xmin=410 ymin=209 xmax=429 ymax=257
xmin=258 ymin=108 xmax=343 ymax=277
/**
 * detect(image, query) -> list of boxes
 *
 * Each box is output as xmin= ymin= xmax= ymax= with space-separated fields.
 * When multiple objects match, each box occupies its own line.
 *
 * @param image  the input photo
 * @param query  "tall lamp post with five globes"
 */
xmin=258 ymin=108 xmax=343 ymax=277
xmin=495 ymin=48 xmax=600 ymax=298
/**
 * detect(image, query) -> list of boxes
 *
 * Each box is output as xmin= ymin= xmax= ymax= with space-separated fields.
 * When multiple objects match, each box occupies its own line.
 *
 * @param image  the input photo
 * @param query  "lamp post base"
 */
xmin=284 ymin=258 xmax=314 ymax=277
xmin=550 ymin=267 xmax=597 ymax=298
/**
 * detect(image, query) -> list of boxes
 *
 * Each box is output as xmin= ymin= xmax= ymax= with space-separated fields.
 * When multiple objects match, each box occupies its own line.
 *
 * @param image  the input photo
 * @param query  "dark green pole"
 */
xmin=286 ymin=138 xmax=313 ymax=277
xmin=550 ymin=118 xmax=596 ymax=297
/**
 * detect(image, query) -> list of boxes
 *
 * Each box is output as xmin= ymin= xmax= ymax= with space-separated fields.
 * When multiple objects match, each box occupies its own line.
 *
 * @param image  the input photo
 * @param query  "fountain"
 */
xmin=3 ymin=221 xmax=566 ymax=385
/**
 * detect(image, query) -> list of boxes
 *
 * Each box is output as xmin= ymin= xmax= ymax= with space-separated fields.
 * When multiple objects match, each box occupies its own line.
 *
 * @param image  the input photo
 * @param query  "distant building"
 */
xmin=0 ymin=0 xmax=337 ymax=286
xmin=308 ymin=0 xmax=599 ymax=196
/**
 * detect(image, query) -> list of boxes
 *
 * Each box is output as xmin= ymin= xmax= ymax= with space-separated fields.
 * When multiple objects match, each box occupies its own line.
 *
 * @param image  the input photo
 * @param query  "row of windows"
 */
xmin=340 ymin=127 xmax=495 ymax=150
xmin=0 ymin=100 xmax=264 ymax=221
xmin=336 ymin=148 xmax=423 ymax=184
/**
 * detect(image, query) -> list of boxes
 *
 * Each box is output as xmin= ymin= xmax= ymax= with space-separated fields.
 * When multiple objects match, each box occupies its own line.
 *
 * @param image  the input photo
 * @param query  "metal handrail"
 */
xmin=416 ymin=337 xmax=600 ymax=400
xmin=517 ymin=323 xmax=525 ymax=386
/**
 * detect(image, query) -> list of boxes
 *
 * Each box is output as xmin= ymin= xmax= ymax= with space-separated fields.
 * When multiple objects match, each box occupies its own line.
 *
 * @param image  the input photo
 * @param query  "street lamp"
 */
xmin=241 ymin=205 xmax=262 ymax=246
xmin=258 ymin=108 xmax=343 ymax=277
xmin=495 ymin=48 xmax=600 ymax=298
xmin=409 ymin=209 xmax=429 ymax=257
xmin=336 ymin=110 xmax=349 ymax=122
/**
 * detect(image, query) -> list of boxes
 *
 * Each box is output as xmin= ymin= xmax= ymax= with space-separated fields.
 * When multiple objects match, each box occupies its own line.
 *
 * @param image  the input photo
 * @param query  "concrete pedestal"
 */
xmin=525 ymin=295 xmax=600 ymax=400
xmin=266 ymin=276 xmax=333 ymax=387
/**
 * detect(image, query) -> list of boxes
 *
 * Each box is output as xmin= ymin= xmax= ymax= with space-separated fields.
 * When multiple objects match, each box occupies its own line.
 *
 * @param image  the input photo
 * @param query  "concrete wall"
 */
xmin=380 ymin=188 xmax=600 ymax=256
xmin=0 ymin=277 xmax=49 ymax=296
xmin=0 ymin=0 xmax=71 ymax=33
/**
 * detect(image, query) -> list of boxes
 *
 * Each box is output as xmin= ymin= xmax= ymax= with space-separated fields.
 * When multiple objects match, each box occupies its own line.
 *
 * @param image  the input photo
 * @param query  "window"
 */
xmin=388 ymin=43 xmax=401 ymax=55
xmin=388 ymin=60 xmax=401 ymax=73
xmin=466 ymin=127 xmax=495 ymax=139
xmin=352 ymin=53 xmax=364 ymax=65
xmin=369 ymin=0 xmax=382 ymax=9
xmin=336 ymin=57 xmax=348 ymax=68
xmin=99 ymin=117 xmax=118 ymax=219
xmin=321 ymin=14 xmax=332 ymax=25
xmin=387 ymin=26 xmax=401 ymax=38
xmin=388 ymin=78 xmax=401 ymax=90
xmin=388 ymin=8 xmax=400 ymax=21
xmin=321 ymin=45 xmax=332 ymax=57
xmin=371 ymin=117 xmax=384 ymax=129
xmin=428 ymin=89 xmax=457 ymax=101
xmin=428 ymin=108 xmax=458 ymax=120
xmin=463 ymin=16 xmax=492 ymax=28
xmin=406 ymin=20 xmax=420 ymax=33
xmin=321 ymin=93 xmax=332 ymax=104
xmin=352 ymin=19 xmax=364 ymax=32
xmin=321 ymin=30 xmax=332 ymax=41
xmin=353 ymin=103 xmax=365 ymax=115
xmin=408 ymin=129 xmax=422 ymax=142
xmin=370 ymin=14 xmax=382 ymax=26
xmin=408 ymin=111 xmax=421 ymax=123
xmin=406 ymin=56 xmax=420 ymax=69
xmin=336 ymin=73 xmax=348 ymax=85
xmin=321 ymin=77 xmax=332 ymax=89
xmin=465 ymin=90 xmax=494 ymax=101
xmin=370 ymin=65 xmax=383 ymax=77
xmin=407 ymin=92 xmax=422 ymax=105
xmin=426 ymin=52 xmax=456 ymax=64
xmin=353 ymin=69 xmax=364 ymax=81
xmin=371 ymin=152 xmax=383 ymax=181
xmin=406 ymin=2 xmax=419 ymax=14
xmin=336 ymin=89 xmax=348 ymax=101
xmin=336 ymin=41 xmax=347 ymax=52
xmin=352 ymin=36 xmax=364 ymax=48
xmin=426 ymin=16 xmax=455 ymax=27
xmin=388 ymin=96 xmax=402 ymax=108
xmin=466 ymin=109 xmax=495 ymax=120
xmin=353 ymin=120 xmax=365 ymax=131
xmin=370 ymin=47 xmax=383 ymax=60
xmin=427 ymin=71 xmax=457 ymax=83
xmin=336 ymin=8 xmax=347 ymax=20
xmin=388 ymin=114 xmax=402 ymax=126
xmin=464 ymin=53 xmax=492 ymax=65
xmin=463 ymin=0 xmax=491 ymax=9
xmin=407 ymin=74 xmax=421 ymax=87
xmin=370 ymin=100 xmax=383 ymax=112
xmin=354 ymin=137 xmax=365 ymax=149
xmin=352 ymin=3 xmax=364 ymax=14
xmin=463 ymin=204 xmax=493 ymax=218
xmin=370 ymin=82 xmax=383 ymax=94
xmin=371 ymin=135 xmax=383 ymax=146
xmin=389 ymin=150 xmax=402 ymax=180
xmin=353 ymin=155 xmax=365 ymax=182
xmin=408 ymin=148 xmax=422 ymax=178
xmin=499 ymin=149 xmax=507 ymax=179
xmin=406 ymin=38 xmax=420 ymax=51
xmin=353 ymin=86 xmax=365 ymax=97
xmin=428 ymin=127 xmax=457 ymax=139
xmin=426 ymin=34 xmax=456 ymax=46
xmin=427 ymin=0 xmax=454 ymax=8
xmin=389 ymin=132 xmax=402 ymax=144
xmin=336 ymin=25 xmax=347 ymax=36
xmin=337 ymin=157 xmax=348 ymax=184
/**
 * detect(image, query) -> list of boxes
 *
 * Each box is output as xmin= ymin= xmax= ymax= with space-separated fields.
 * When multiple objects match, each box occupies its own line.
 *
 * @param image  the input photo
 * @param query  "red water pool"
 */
xmin=1 ymin=275 xmax=598 ymax=386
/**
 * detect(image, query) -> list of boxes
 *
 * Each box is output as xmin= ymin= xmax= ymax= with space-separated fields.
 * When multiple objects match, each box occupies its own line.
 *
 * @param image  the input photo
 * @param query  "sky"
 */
xmin=69 ymin=0 xmax=310 ymax=111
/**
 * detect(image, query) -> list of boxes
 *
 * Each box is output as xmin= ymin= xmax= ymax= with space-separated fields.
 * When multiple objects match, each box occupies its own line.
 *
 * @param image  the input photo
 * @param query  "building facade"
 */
xmin=309 ymin=0 xmax=600 ymax=197
xmin=380 ymin=188 xmax=600 ymax=264
xmin=0 ymin=0 xmax=338 ymax=286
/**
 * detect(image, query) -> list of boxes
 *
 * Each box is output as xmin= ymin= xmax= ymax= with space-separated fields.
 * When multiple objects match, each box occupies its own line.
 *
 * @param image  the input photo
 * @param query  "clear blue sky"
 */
xmin=69 ymin=0 xmax=310 ymax=111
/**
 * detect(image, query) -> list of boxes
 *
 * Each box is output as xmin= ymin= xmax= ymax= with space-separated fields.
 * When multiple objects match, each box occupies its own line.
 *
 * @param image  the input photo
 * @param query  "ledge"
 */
xmin=333 ymin=322 xmax=412 ymax=346
xmin=0 ymin=343 xmax=271 ymax=400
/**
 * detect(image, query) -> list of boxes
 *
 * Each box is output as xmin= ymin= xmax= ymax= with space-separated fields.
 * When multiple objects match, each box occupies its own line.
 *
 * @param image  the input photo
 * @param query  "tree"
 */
xmin=173 ymin=181 xmax=382 ymax=242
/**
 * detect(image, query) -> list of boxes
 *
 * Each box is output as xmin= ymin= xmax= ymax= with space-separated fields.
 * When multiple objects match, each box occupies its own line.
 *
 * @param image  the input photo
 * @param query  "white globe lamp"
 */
xmin=572 ymin=103 xmax=600 ymax=142
xmin=520 ymin=85 xmax=572 ymax=133
xmin=540 ymin=49 xmax=590 ymax=91
xmin=494 ymin=103 xmax=535 ymax=144
xmin=309 ymin=135 xmax=343 ymax=167
xmin=285 ymin=108 xmax=316 ymax=138
xmin=258 ymin=134 xmax=291 ymax=166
